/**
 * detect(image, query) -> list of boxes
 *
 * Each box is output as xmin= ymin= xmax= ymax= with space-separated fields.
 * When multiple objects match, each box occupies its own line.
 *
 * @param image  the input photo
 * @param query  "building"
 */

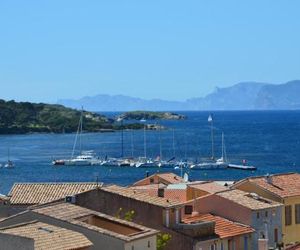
xmin=0 ymin=201 xmax=158 ymax=250
xmin=233 ymin=173 xmax=300 ymax=245
xmin=186 ymin=189 xmax=283 ymax=250
xmin=70 ymin=184 xmax=257 ymax=250
xmin=0 ymin=221 xmax=93 ymax=250
xmin=2 ymin=182 xmax=99 ymax=218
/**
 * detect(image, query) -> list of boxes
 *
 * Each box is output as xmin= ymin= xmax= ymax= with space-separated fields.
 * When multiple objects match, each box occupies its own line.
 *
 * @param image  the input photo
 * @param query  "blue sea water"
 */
xmin=0 ymin=111 xmax=300 ymax=194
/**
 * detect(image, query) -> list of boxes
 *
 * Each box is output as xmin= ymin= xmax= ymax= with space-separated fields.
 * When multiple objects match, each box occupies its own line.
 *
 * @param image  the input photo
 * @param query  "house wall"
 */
xmin=282 ymin=196 xmax=300 ymax=244
xmin=75 ymin=189 xmax=165 ymax=228
xmin=186 ymin=186 xmax=209 ymax=201
xmin=0 ymin=232 xmax=34 ymax=250
xmin=185 ymin=194 xmax=252 ymax=225
xmin=124 ymin=235 xmax=156 ymax=250
xmin=250 ymin=207 xmax=282 ymax=250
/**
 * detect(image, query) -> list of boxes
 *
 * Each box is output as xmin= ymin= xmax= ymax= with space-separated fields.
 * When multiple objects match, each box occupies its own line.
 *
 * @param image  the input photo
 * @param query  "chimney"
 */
xmin=258 ymin=239 xmax=268 ymax=250
xmin=265 ymin=174 xmax=273 ymax=185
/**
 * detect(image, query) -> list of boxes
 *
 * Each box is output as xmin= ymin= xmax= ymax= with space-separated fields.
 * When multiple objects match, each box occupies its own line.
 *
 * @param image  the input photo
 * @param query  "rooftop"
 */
xmin=8 ymin=182 xmax=99 ymax=205
xmin=236 ymin=173 xmax=300 ymax=198
xmin=101 ymin=185 xmax=182 ymax=208
xmin=132 ymin=172 xmax=184 ymax=186
xmin=188 ymin=181 xmax=229 ymax=194
xmin=182 ymin=214 xmax=254 ymax=239
xmin=32 ymin=202 xmax=158 ymax=242
xmin=0 ymin=220 xmax=93 ymax=250
xmin=216 ymin=189 xmax=282 ymax=210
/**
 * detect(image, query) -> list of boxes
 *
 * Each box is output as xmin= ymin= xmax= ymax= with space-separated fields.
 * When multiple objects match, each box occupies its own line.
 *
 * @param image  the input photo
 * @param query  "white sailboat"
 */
xmin=190 ymin=115 xmax=228 ymax=170
xmin=4 ymin=148 xmax=14 ymax=168
xmin=52 ymin=108 xmax=100 ymax=166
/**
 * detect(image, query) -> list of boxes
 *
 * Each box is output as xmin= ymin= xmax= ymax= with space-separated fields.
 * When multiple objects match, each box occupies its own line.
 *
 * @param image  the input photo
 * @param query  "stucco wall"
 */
xmin=0 ymin=232 xmax=34 ymax=250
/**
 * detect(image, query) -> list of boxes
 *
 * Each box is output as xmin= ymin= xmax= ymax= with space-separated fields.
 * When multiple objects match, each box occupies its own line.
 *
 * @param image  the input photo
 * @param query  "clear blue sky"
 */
xmin=1 ymin=1 xmax=300 ymax=103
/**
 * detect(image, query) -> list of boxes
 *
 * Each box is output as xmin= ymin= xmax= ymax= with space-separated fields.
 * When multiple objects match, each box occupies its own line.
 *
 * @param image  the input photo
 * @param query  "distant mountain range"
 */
xmin=58 ymin=80 xmax=300 ymax=111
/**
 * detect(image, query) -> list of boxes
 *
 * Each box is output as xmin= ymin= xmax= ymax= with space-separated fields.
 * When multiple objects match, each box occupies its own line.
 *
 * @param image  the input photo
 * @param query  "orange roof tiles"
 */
xmin=188 ymin=182 xmax=228 ymax=193
xmin=0 ymin=221 xmax=93 ymax=250
xmin=183 ymin=214 xmax=254 ymax=239
xmin=102 ymin=185 xmax=182 ymax=208
xmin=246 ymin=173 xmax=300 ymax=198
xmin=9 ymin=182 xmax=99 ymax=205
xmin=216 ymin=189 xmax=282 ymax=210
xmin=132 ymin=172 xmax=184 ymax=186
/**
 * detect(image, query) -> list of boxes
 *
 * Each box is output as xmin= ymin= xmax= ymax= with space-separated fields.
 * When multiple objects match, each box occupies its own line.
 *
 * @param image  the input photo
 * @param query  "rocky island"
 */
xmin=117 ymin=111 xmax=186 ymax=120
xmin=0 ymin=100 xmax=143 ymax=134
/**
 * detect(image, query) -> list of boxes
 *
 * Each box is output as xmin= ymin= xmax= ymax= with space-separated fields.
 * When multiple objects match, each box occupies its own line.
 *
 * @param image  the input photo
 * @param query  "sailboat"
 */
xmin=190 ymin=115 xmax=228 ymax=170
xmin=52 ymin=108 xmax=100 ymax=166
xmin=4 ymin=148 xmax=14 ymax=168
xmin=135 ymin=125 xmax=156 ymax=168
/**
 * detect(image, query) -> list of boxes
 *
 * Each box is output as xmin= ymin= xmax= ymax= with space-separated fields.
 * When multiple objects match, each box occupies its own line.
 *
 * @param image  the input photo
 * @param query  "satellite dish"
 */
xmin=183 ymin=173 xmax=189 ymax=182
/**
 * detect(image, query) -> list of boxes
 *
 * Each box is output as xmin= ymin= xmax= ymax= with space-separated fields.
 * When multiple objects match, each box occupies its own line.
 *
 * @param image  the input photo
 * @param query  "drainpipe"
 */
xmin=165 ymin=209 xmax=170 ymax=228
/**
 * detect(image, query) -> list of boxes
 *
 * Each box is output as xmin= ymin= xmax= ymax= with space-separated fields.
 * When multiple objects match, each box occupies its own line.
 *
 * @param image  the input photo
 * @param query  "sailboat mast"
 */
xmin=131 ymin=130 xmax=134 ymax=158
xmin=121 ymin=119 xmax=124 ymax=158
xmin=159 ymin=124 xmax=162 ymax=160
xmin=221 ymin=132 xmax=224 ymax=159
xmin=172 ymin=129 xmax=175 ymax=157
xmin=144 ymin=125 xmax=147 ymax=158
xmin=79 ymin=107 xmax=83 ymax=154
xmin=208 ymin=114 xmax=214 ymax=159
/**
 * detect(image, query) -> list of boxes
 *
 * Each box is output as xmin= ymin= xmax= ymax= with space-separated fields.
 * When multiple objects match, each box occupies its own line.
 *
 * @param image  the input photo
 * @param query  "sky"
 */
xmin=1 ymin=1 xmax=300 ymax=103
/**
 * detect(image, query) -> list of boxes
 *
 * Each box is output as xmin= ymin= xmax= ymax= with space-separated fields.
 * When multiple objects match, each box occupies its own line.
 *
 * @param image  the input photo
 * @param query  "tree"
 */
xmin=157 ymin=233 xmax=171 ymax=250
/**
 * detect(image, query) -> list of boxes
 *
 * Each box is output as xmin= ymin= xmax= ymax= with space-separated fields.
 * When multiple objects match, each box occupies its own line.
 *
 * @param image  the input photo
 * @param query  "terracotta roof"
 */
xmin=0 ymin=221 xmax=93 ymax=250
xmin=33 ymin=202 xmax=158 ymax=242
xmin=188 ymin=182 xmax=228 ymax=193
xmin=101 ymin=185 xmax=182 ymax=208
xmin=182 ymin=214 xmax=254 ymax=239
xmin=132 ymin=173 xmax=184 ymax=186
xmin=8 ymin=182 xmax=99 ymax=205
xmin=216 ymin=189 xmax=282 ymax=210
xmin=129 ymin=185 xmax=187 ymax=202
xmin=238 ymin=173 xmax=300 ymax=198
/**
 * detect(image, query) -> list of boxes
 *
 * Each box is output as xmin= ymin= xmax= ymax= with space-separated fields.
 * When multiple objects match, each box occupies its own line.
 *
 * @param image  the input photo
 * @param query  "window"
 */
xmin=148 ymin=241 xmax=151 ymax=248
xmin=184 ymin=205 xmax=193 ymax=215
xmin=265 ymin=211 xmax=268 ymax=217
xmin=274 ymin=228 xmax=278 ymax=243
xmin=256 ymin=212 xmax=260 ymax=219
xmin=295 ymin=204 xmax=300 ymax=224
xmin=158 ymin=188 xmax=165 ymax=197
xmin=131 ymin=246 xmax=134 ymax=250
xmin=285 ymin=205 xmax=292 ymax=226
xmin=150 ymin=178 xmax=154 ymax=184
xmin=210 ymin=243 xmax=216 ymax=250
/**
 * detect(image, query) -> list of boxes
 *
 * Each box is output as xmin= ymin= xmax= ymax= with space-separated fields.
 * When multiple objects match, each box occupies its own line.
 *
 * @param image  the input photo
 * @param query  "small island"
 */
xmin=116 ymin=111 xmax=186 ymax=121
xmin=0 ymin=100 xmax=143 ymax=134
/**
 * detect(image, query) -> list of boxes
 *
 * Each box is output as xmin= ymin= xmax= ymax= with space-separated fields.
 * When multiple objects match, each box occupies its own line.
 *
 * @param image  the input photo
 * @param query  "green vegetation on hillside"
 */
xmin=117 ymin=111 xmax=186 ymax=120
xmin=0 ymin=100 xmax=143 ymax=134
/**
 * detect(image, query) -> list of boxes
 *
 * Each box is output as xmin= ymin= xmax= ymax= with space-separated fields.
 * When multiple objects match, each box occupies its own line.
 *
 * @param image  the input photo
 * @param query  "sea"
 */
xmin=0 ymin=111 xmax=300 ymax=194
